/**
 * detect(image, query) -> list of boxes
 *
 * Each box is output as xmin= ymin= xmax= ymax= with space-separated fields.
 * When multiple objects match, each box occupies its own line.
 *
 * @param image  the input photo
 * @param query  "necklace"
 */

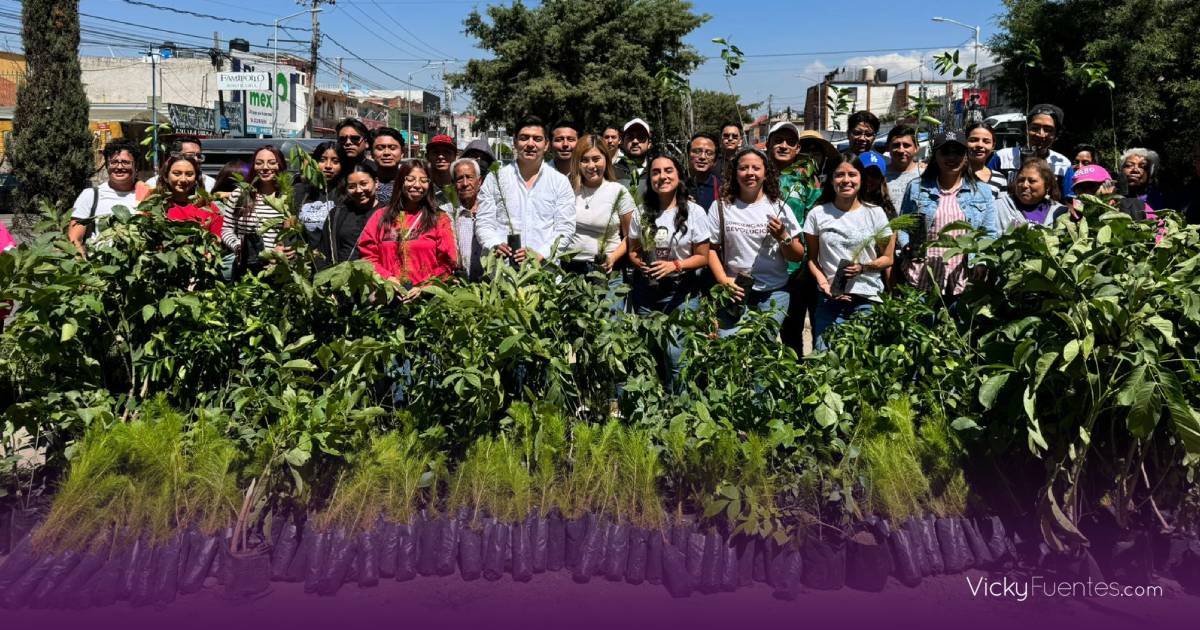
xmin=580 ymin=184 xmax=600 ymax=211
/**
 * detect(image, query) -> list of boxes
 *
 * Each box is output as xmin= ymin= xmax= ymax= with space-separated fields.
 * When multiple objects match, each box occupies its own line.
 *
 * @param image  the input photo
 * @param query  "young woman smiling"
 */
xmin=566 ymin=134 xmax=635 ymax=275
xmin=707 ymin=147 xmax=805 ymax=336
xmin=628 ymin=153 xmax=712 ymax=391
xmin=155 ymin=153 xmax=222 ymax=237
xmin=357 ymin=159 xmax=458 ymax=301
xmin=221 ymin=145 xmax=293 ymax=258
xmin=899 ymin=131 xmax=997 ymax=302
xmin=803 ymin=158 xmax=895 ymax=351
xmin=317 ymin=161 xmax=383 ymax=269
xmin=297 ymin=141 xmax=346 ymax=241
xmin=965 ymin=122 xmax=1007 ymax=199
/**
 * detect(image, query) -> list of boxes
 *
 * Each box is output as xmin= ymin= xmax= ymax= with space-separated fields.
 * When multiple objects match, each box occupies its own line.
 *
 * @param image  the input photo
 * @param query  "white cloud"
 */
xmin=813 ymin=46 xmax=998 ymax=83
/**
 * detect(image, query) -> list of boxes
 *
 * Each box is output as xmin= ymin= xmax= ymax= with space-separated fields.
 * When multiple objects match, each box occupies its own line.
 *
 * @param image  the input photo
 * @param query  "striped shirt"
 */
xmin=221 ymin=189 xmax=285 ymax=251
xmin=978 ymin=168 xmax=1009 ymax=200
xmin=904 ymin=181 xmax=969 ymax=297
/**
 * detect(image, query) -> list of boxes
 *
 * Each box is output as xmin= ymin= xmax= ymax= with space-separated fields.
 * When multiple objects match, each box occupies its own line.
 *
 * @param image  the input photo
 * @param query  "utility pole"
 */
xmin=304 ymin=0 xmax=322 ymax=139
xmin=442 ymin=61 xmax=451 ymax=137
xmin=337 ymin=57 xmax=344 ymax=92
xmin=767 ymin=94 xmax=773 ymax=120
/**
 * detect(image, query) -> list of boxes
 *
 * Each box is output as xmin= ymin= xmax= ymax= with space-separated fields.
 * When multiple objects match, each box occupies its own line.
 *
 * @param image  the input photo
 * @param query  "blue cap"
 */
xmin=855 ymin=150 xmax=887 ymax=174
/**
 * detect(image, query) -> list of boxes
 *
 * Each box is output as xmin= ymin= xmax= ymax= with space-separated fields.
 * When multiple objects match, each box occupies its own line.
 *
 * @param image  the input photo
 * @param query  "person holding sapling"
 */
xmin=357 ymin=159 xmax=458 ymax=301
xmin=476 ymin=115 xmax=575 ymax=264
xmin=565 ymin=134 xmax=636 ymax=282
xmin=221 ymin=145 xmax=297 ymax=277
xmin=628 ymin=153 xmax=712 ymax=391
xmin=442 ymin=157 xmax=486 ymax=281
xmin=803 ymin=157 xmax=897 ymax=351
xmin=706 ymin=147 xmax=805 ymax=336
xmin=770 ymin=121 xmax=825 ymax=357
xmin=296 ymin=142 xmax=346 ymax=243
xmin=996 ymin=157 xmax=1071 ymax=233
xmin=67 ymin=138 xmax=144 ymax=256
xmin=317 ymin=162 xmax=385 ymax=269
xmin=898 ymin=131 xmax=997 ymax=304
xmin=155 ymin=152 xmax=223 ymax=238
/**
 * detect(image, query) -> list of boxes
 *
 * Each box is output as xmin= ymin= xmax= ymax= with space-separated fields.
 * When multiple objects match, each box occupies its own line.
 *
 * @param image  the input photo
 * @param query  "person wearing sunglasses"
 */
xmin=144 ymin=137 xmax=216 ymax=192
xmin=768 ymin=121 xmax=823 ymax=356
xmin=336 ymin=118 xmax=371 ymax=165
xmin=898 ymin=131 xmax=997 ymax=305
xmin=68 ymin=138 xmax=144 ymax=256
xmin=715 ymin=122 xmax=743 ymax=181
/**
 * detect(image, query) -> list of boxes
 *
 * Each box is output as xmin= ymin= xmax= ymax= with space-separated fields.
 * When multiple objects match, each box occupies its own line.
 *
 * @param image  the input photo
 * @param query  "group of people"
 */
xmin=57 ymin=103 xmax=1190 ymax=383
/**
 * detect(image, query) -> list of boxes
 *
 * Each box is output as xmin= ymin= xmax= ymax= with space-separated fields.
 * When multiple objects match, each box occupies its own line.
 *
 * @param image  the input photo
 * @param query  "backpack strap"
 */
xmin=88 ymin=185 xmax=100 ymax=219
xmin=717 ymin=196 xmax=727 ymax=265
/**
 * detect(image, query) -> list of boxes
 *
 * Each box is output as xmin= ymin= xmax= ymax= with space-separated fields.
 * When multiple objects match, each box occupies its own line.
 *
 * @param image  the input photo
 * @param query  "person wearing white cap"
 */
xmin=476 ymin=115 xmax=576 ymax=264
xmin=767 ymin=120 xmax=823 ymax=356
xmin=614 ymin=118 xmax=652 ymax=192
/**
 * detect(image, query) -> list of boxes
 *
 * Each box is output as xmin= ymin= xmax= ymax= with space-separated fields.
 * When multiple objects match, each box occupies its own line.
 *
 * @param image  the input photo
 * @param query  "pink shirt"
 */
xmin=0 ymin=222 xmax=14 ymax=253
xmin=905 ymin=181 xmax=970 ymax=296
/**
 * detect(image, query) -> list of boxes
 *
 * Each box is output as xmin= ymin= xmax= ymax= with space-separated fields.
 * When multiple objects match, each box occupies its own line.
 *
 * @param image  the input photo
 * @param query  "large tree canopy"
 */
xmin=451 ymin=0 xmax=709 ymax=145
xmin=991 ymin=0 xmax=1200 ymax=185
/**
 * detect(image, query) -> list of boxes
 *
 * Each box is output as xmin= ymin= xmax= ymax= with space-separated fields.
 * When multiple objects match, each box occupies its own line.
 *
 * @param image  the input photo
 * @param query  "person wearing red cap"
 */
xmin=426 ymin=134 xmax=458 ymax=206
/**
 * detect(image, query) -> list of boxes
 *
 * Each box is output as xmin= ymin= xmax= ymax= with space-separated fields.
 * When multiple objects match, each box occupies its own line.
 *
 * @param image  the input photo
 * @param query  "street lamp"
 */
xmin=272 ymin=8 xmax=320 ymax=136
xmin=931 ymin=16 xmax=980 ymax=88
xmin=406 ymin=62 xmax=436 ymax=157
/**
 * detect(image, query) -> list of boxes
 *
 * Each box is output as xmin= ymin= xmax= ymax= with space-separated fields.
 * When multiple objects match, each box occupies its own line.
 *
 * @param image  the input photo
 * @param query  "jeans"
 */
xmin=812 ymin=293 xmax=875 ymax=352
xmin=780 ymin=268 xmax=815 ymax=358
xmin=632 ymin=282 xmax=700 ymax=394
xmin=716 ymin=288 xmax=790 ymax=337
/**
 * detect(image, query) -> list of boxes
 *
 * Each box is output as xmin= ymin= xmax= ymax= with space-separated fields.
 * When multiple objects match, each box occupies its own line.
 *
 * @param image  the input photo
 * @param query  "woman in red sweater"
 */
xmin=154 ymin=153 xmax=223 ymax=237
xmin=357 ymin=159 xmax=458 ymax=300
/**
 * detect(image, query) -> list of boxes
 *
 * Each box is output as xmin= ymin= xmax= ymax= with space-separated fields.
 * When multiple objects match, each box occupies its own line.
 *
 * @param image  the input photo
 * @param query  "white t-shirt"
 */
xmin=708 ymin=196 xmax=802 ymax=292
xmin=628 ymin=201 xmax=711 ymax=263
xmin=70 ymin=182 xmax=139 ymax=221
xmin=885 ymin=168 xmax=920 ymax=210
xmin=802 ymin=201 xmax=892 ymax=301
xmin=571 ymin=180 xmax=636 ymax=261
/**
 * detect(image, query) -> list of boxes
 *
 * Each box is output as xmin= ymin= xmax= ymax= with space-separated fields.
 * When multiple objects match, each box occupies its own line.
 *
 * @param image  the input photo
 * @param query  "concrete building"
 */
xmin=803 ymin=66 xmax=973 ymax=132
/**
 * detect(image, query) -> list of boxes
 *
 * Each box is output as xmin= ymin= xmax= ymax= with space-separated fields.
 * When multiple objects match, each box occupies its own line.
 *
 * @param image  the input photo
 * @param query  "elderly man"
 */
xmin=443 ymin=156 xmax=486 ymax=281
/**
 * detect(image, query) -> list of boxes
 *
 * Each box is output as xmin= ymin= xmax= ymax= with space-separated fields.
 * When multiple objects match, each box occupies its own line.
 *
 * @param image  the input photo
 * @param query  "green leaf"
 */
xmin=282 ymin=359 xmax=316 ymax=371
xmin=61 ymin=321 xmax=77 ymax=342
xmin=978 ymin=372 xmax=1010 ymax=408
xmin=1145 ymin=315 xmax=1177 ymax=347
xmin=1061 ymin=339 xmax=1079 ymax=365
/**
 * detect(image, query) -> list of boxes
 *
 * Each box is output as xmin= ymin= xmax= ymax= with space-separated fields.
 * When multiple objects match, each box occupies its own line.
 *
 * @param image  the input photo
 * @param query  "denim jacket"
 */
xmin=898 ymin=176 xmax=998 ymax=248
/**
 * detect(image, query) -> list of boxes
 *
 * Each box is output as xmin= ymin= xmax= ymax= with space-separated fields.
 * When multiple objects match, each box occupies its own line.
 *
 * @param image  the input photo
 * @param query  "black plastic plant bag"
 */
xmin=210 ymin=534 xmax=229 ymax=586
xmin=645 ymin=530 xmax=664 ymax=585
xmin=902 ymin=518 xmax=930 ymax=576
xmin=686 ymin=532 xmax=706 ymax=584
xmin=801 ymin=537 xmax=846 ymax=590
xmin=661 ymin=544 xmax=693 ymax=598
xmin=270 ymin=521 xmax=300 ymax=582
xmin=760 ymin=537 xmax=781 ymax=586
xmin=625 ymin=527 xmax=647 ymax=585
xmin=936 ymin=517 xmax=973 ymax=574
xmin=531 ymin=513 xmax=549 ymax=574
xmin=721 ymin=544 xmax=739 ymax=592
xmin=1 ymin=551 xmax=55 ymax=609
xmin=846 ymin=529 xmax=892 ymax=592
xmin=963 ymin=518 xmax=994 ymax=568
xmin=888 ymin=527 xmax=922 ymax=587
xmin=129 ymin=544 xmax=162 ymax=607
xmin=458 ymin=524 xmax=483 ymax=581
xmin=318 ymin=529 xmax=358 ymax=596
xmin=734 ymin=536 xmax=755 ymax=587
xmin=285 ymin=522 xmax=315 ymax=583
xmin=304 ymin=530 xmax=331 ymax=593
xmin=1110 ymin=530 xmax=1154 ymax=585
xmin=671 ymin=523 xmax=691 ymax=552
xmin=698 ymin=530 xmax=722 ymax=594
xmin=88 ymin=541 xmax=131 ymax=607
xmin=511 ymin=519 xmax=534 ymax=582
xmin=151 ymin=535 xmax=183 ymax=605
xmin=0 ymin=533 xmax=37 ymax=592
xmin=1174 ymin=539 xmax=1200 ymax=595
xmin=979 ymin=516 xmax=1008 ymax=561
xmin=357 ymin=530 xmax=380 ymax=588
xmin=574 ymin=516 xmax=606 ymax=583
xmin=439 ymin=517 xmax=460 ymax=577
xmin=377 ymin=520 xmax=399 ymax=579
xmin=179 ymin=530 xmax=219 ymax=593
xmin=770 ymin=549 xmax=804 ymax=601
xmin=119 ymin=534 xmax=149 ymax=601
xmin=483 ymin=521 xmax=509 ymax=581
xmin=547 ymin=510 xmax=566 ymax=572
xmin=60 ymin=544 xmax=109 ymax=610
xmin=565 ymin=514 xmax=588 ymax=570
xmin=417 ymin=514 xmax=441 ymax=577
xmin=30 ymin=549 xmax=82 ymax=609
xmin=396 ymin=522 xmax=418 ymax=582
xmin=603 ymin=522 xmax=629 ymax=582
xmin=918 ymin=515 xmax=943 ymax=575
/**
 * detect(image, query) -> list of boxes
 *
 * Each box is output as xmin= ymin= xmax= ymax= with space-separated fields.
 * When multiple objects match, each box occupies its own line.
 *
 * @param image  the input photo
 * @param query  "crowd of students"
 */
xmin=54 ymin=104 xmax=1195 ymax=364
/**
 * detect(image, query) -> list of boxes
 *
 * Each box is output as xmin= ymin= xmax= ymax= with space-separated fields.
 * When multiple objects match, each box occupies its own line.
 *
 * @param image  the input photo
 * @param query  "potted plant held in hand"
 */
xmin=830 ymin=215 xmax=917 ymax=297
xmin=488 ymin=161 xmax=522 ymax=265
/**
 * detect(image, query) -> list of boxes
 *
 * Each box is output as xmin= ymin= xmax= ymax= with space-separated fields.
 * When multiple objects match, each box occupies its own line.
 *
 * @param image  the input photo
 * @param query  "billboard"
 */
xmin=227 ymin=56 xmax=308 ymax=137
xmin=167 ymin=103 xmax=216 ymax=136
xmin=962 ymin=88 xmax=990 ymax=108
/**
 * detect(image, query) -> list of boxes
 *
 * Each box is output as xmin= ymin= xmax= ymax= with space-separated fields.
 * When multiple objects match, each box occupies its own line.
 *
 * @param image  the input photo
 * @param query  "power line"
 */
xmin=322 ymin=32 xmax=438 ymax=92
xmin=340 ymin=1 xmax=427 ymax=59
xmin=366 ymin=0 xmax=453 ymax=59
xmin=119 ymin=0 xmax=312 ymax=31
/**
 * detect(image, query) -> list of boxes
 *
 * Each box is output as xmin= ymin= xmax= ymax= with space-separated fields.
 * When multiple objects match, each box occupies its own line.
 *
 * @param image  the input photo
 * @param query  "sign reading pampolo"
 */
xmin=217 ymin=72 xmax=270 ymax=92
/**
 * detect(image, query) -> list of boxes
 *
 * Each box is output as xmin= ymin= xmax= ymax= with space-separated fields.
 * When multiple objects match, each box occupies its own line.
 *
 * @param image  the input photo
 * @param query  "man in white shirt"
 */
xmin=476 ymin=115 xmax=575 ymax=263
xmin=68 ymin=138 xmax=142 ymax=255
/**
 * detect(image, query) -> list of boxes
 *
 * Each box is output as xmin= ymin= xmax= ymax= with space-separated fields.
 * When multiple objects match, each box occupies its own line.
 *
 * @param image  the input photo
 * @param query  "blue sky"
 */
xmin=8 ymin=0 xmax=1005 ymax=114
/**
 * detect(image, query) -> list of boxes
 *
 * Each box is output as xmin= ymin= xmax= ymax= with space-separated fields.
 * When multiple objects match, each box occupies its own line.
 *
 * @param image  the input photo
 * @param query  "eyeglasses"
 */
xmin=108 ymin=159 xmax=134 ymax=167
xmin=403 ymin=176 xmax=431 ymax=185
xmin=171 ymin=151 xmax=205 ymax=162
xmin=339 ymin=134 xmax=364 ymax=144
xmin=689 ymin=148 xmax=716 ymax=157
